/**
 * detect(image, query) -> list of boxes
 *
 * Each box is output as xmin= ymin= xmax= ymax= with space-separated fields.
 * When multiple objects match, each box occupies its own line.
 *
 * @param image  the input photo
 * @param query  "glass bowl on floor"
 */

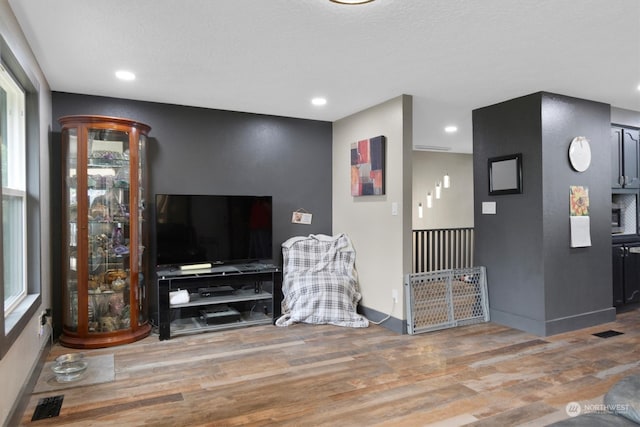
xmin=51 ymin=353 xmax=88 ymax=382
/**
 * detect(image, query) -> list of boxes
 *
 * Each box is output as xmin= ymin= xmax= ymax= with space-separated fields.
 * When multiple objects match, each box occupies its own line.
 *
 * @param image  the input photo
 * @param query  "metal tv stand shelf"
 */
xmin=157 ymin=263 xmax=282 ymax=340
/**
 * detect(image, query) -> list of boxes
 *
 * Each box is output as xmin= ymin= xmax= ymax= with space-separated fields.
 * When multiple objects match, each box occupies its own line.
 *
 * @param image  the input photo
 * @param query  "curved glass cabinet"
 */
xmin=59 ymin=115 xmax=151 ymax=348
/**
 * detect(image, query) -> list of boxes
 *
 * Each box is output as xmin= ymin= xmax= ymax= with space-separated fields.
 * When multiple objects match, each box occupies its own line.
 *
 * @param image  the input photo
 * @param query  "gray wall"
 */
xmin=51 ymin=92 xmax=333 ymax=324
xmin=541 ymin=94 xmax=613 ymax=331
xmin=473 ymin=93 xmax=545 ymax=330
xmin=473 ymin=91 xmax=615 ymax=336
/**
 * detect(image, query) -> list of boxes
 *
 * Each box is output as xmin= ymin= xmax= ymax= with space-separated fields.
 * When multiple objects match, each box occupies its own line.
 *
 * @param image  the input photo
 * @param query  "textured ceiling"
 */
xmin=8 ymin=0 xmax=640 ymax=153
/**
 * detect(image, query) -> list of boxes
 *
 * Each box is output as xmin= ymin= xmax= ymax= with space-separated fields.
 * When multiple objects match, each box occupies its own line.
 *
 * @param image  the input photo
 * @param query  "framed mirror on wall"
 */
xmin=488 ymin=153 xmax=523 ymax=195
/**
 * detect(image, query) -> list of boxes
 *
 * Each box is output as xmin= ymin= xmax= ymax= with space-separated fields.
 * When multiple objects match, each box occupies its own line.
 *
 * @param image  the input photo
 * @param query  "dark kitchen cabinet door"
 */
xmin=622 ymin=128 xmax=640 ymax=188
xmin=612 ymin=127 xmax=623 ymax=188
xmin=624 ymin=243 xmax=640 ymax=304
xmin=612 ymin=244 xmax=625 ymax=307
xmin=612 ymin=126 xmax=640 ymax=189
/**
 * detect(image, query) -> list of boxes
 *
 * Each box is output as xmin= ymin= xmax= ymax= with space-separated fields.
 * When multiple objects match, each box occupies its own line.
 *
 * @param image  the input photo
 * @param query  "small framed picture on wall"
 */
xmin=488 ymin=153 xmax=523 ymax=195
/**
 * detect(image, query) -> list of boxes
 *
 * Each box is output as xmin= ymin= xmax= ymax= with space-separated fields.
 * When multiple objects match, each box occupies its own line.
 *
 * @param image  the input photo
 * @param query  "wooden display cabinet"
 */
xmin=59 ymin=115 xmax=151 ymax=348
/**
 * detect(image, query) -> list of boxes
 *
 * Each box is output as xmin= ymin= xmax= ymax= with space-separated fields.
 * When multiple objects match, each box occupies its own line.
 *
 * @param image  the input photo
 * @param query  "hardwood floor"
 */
xmin=19 ymin=309 xmax=640 ymax=426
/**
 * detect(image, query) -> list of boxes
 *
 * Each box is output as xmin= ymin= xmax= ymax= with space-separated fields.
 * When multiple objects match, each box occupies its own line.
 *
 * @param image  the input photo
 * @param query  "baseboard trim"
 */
xmin=4 ymin=332 xmax=52 ymax=427
xmin=544 ymin=307 xmax=617 ymax=336
xmin=359 ymin=305 xmax=405 ymax=334
xmin=490 ymin=306 xmax=617 ymax=337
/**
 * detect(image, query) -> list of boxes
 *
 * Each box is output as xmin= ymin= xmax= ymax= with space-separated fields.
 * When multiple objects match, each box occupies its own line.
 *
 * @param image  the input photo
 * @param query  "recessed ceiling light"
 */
xmin=637 ymin=84 xmax=640 ymax=91
xmin=311 ymin=97 xmax=327 ymax=106
xmin=444 ymin=125 xmax=458 ymax=133
xmin=115 ymin=70 xmax=136 ymax=81
xmin=330 ymin=0 xmax=375 ymax=4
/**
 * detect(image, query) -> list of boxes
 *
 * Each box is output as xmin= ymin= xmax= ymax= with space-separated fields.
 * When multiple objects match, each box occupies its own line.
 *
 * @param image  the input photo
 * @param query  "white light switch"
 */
xmin=391 ymin=202 xmax=398 ymax=216
xmin=482 ymin=201 xmax=496 ymax=215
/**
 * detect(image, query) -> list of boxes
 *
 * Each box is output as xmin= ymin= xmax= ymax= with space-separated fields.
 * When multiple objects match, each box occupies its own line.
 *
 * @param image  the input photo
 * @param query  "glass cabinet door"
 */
xmin=59 ymin=115 xmax=151 ymax=348
xmin=63 ymin=127 xmax=78 ymax=332
xmin=86 ymin=128 xmax=131 ymax=334
xmin=137 ymin=134 xmax=148 ymax=326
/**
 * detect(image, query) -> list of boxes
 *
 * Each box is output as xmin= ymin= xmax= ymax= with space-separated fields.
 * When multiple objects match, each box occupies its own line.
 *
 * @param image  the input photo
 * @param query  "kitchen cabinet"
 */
xmin=611 ymin=126 xmax=640 ymax=189
xmin=612 ymin=242 xmax=640 ymax=308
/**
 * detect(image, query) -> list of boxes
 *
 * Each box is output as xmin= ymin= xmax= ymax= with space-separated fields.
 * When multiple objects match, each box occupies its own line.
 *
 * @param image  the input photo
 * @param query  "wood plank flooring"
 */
xmin=18 ymin=308 xmax=640 ymax=426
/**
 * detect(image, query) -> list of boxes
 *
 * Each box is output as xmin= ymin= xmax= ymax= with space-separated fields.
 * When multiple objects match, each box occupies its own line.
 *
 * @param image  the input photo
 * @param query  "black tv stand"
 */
xmin=157 ymin=263 xmax=282 ymax=340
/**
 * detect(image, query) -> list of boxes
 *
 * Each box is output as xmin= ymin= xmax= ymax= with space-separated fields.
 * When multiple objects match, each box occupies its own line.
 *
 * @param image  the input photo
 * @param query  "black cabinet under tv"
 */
xmin=157 ymin=264 xmax=282 ymax=340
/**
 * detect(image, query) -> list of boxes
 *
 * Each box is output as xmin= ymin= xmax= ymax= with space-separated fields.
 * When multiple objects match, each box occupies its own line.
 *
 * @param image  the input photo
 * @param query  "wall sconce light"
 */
xmin=418 ymin=202 xmax=423 ymax=218
xmin=426 ymin=192 xmax=433 ymax=208
xmin=443 ymin=173 xmax=450 ymax=188
xmin=435 ymin=181 xmax=442 ymax=199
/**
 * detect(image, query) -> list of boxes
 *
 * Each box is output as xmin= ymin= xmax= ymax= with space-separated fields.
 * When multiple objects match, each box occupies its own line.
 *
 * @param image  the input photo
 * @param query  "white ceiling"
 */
xmin=8 ymin=0 xmax=640 ymax=153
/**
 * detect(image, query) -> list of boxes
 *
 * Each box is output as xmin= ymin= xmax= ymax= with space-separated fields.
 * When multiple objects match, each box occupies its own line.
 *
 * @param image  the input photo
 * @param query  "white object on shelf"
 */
xmin=180 ymin=263 xmax=212 ymax=271
xmin=169 ymin=289 xmax=189 ymax=305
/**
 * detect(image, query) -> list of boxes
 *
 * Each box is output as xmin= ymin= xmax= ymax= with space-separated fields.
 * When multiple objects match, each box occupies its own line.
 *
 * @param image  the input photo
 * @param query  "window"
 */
xmin=0 ymin=34 xmax=41 ymax=359
xmin=1 ymin=63 xmax=27 ymax=315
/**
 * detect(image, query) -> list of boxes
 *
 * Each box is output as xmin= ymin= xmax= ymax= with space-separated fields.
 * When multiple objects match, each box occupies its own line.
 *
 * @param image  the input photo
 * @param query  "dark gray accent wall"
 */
xmin=51 ymin=92 xmax=333 ymax=324
xmin=473 ymin=91 xmax=615 ymax=336
xmin=540 ymin=94 xmax=613 ymax=331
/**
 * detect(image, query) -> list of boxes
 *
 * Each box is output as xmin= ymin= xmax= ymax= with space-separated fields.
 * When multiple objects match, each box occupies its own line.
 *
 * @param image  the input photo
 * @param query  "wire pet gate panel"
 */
xmin=405 ymin=267 xmax=489 ymax=335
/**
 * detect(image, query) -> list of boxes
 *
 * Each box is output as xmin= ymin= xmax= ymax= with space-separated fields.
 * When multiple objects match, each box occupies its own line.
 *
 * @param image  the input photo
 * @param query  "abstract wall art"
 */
xmin=350 ymin=135 xmax=386 ymax=196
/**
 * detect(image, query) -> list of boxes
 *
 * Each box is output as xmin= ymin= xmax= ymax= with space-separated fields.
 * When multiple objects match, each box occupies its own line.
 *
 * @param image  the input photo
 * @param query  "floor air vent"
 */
xmin=32 ymin=395 xmax=64 ymax=421
xmin=593 ymin=330 xmax=624 ymax=339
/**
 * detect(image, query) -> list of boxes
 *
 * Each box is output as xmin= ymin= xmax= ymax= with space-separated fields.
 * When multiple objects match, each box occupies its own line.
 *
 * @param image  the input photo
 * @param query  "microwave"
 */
xmin=612 ymin=207 xmax=623 ymax=234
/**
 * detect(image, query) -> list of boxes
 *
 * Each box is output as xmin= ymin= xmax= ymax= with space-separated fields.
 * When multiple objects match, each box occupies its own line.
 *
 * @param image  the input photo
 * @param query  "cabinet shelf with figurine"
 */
xmin=157 ymin=265 xmax=282 ymax=340
xmin=59 ymin=115 xmax=152 ymax=348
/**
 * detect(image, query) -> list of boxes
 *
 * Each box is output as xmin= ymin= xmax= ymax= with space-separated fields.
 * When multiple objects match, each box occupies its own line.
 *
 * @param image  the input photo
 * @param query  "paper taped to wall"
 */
xmin=570 ymin=215 xmax=591 ymax=248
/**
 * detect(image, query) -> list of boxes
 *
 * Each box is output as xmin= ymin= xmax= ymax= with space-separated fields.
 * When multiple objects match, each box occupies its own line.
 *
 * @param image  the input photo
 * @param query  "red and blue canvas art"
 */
xmin=350 ymin=135 xmax=385 ymax=196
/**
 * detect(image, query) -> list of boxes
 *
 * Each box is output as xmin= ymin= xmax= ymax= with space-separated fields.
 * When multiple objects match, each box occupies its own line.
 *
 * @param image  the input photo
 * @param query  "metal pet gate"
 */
xmin=405 ymin=266 xmax=489 ymax=335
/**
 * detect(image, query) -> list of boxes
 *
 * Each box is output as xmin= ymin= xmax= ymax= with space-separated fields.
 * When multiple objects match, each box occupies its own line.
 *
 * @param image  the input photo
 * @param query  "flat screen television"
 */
xmin=155 ymin=194 xmax=272 ymax=267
